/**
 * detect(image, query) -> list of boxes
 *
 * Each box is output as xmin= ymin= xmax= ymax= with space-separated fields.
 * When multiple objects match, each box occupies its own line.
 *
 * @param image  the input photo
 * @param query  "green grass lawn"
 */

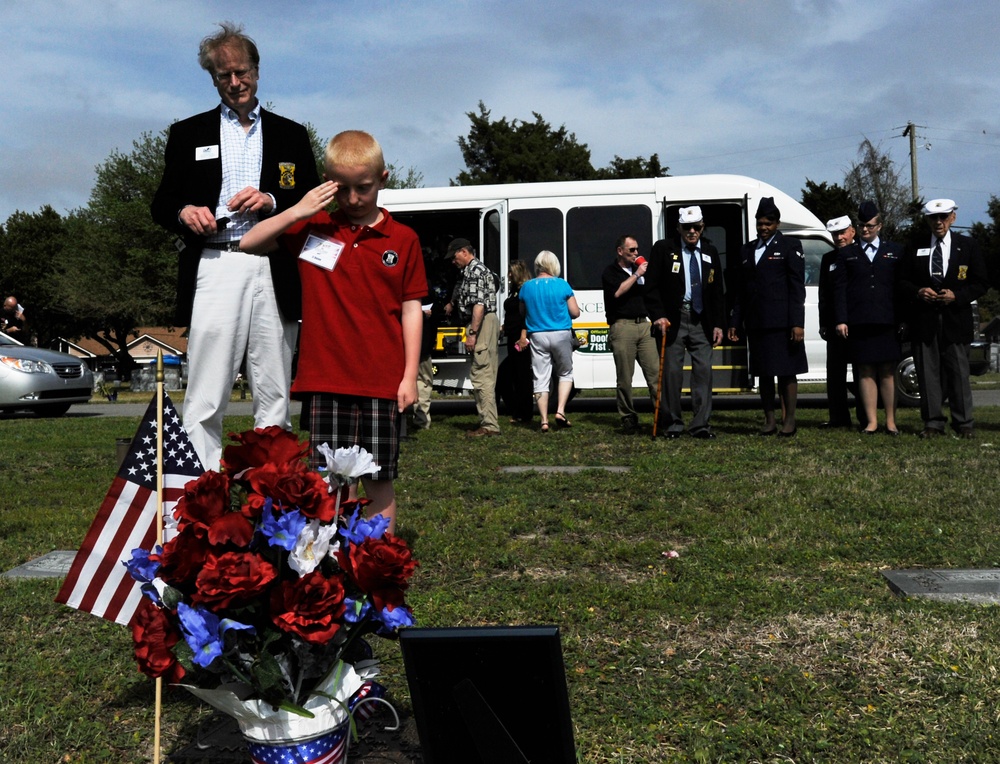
xmin=2 ymin=404 xmax=1000 ymax=762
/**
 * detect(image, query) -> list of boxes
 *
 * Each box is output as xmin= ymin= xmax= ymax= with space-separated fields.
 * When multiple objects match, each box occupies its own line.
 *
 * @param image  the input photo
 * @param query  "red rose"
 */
xmin=222 ymin=427 xmax=307 ymax=477
xmin=159 ymin=530 xmax=211 ymax=587
xmin=132 ymin=598 xmax=185 ymax=683
xmin=337 ymin=534 xmax=417 ymax=611
xmin=172 ymin=471 xmax=253 ymax=545
xmin=247 ymin=462 xmax=335 ymax=521
xmin=270 ymin=570 xmax=347 ymax=643
xmin=191 ymin=551 xmax=278 ymax=609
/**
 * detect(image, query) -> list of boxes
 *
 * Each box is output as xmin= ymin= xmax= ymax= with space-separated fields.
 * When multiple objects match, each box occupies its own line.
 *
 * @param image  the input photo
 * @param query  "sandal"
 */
xmin=554 ymin=413 xmax=572 ymax=428
xmin=540 ymin=422 xmax=550 ymax=433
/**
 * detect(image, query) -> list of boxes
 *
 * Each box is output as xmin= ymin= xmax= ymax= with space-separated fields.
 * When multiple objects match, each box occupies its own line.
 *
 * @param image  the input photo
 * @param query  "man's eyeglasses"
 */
xmin=214 ymin=68 xmax=256 ymax=84
xmin=681 ymin=224 xmax=703 ymax=232
xmin=624 ymin=247 xmax=639 ymax=253
xmin=859 ymin=222 xmax=881 ymax=229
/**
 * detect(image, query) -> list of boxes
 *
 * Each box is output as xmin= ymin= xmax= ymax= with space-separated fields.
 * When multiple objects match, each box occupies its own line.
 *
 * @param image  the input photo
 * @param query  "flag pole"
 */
xmin=154 ymin=351 xmax=164 ymax=763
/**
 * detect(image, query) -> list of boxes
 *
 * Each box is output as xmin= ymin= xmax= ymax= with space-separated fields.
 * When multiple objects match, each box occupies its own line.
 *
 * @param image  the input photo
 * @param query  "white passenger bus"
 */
xmin=380 ymin=175 xmax=833 ymax=396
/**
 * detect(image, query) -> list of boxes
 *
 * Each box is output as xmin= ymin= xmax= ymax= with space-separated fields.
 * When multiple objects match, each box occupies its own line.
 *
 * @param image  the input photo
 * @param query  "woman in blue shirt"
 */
xmin=519 ymin=250 xmax=581 ymax=432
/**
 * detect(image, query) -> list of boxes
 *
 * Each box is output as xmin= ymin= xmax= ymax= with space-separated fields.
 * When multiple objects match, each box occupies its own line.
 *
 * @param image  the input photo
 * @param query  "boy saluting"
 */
xmin=241 ymin=131 xmax=427 ymax=533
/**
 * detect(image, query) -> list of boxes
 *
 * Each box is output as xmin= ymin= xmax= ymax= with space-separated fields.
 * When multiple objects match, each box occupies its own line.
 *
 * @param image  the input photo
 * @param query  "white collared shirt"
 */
xmin=682 ymin=244 xmax=700 ymax=302
xmin=754 ymin=236 xmax=772 ymax=264
xmin=863 ymin=237 xmax=880 ymax=261
xmin=930 ymin=231 xmax=951 ymax=277
xmin=212 ymin=101 xmax=264 ymax=243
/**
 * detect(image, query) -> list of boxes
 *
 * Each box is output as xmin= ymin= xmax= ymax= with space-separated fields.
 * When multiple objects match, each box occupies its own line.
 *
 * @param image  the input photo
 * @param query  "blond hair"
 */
xmin=533 ymin=250 xmax=561 ymax=278
xmin=324 ymin=131 xmax=385 ymax=175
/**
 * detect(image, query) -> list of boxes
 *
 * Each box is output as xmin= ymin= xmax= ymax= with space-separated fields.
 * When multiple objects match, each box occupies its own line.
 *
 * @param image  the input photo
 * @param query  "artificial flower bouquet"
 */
xmin=125 ymin=427 xmax=417 ymax=745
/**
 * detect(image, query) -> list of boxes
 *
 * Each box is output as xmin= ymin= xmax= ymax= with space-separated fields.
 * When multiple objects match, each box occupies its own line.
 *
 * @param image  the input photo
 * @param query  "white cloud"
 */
xmin=1 ymin=0 xmax=999 ymax=225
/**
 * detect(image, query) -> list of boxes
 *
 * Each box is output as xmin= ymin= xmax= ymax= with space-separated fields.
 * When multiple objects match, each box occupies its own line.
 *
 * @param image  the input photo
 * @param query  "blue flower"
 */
xmin=177 ymin=603 xmax=255 ymax=668
xmin=375 ymin=604 xmax=415 ymax=634
xmin=123 ymin=546 xmax=161 ymax=583
xmin=340 ymin=507 xmax=390 ymax=545
xmin=260 ymin=507 xmax=307 ymax=552
xmin=343 ymin=597 xmax=373 ymax=624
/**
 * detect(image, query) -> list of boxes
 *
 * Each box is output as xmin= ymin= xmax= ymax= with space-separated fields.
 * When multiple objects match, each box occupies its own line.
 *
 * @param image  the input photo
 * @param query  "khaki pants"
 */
xmin=414 ymin=355 xmax=433 ymax=428
xmin=609 ymin=318 xmax=659 ymax=421
xmin=470 ymin=312 xmax=500 ymax=432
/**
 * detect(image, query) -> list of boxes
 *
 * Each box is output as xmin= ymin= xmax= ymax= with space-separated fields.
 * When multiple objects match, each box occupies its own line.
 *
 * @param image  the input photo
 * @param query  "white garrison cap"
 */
xmin=923 ymin=199 xmax=957 ymax=215
xmin=678 ymin=206 xmax=703 ymax=224
xmin=825 ymin=215 xmax=852 ymax=233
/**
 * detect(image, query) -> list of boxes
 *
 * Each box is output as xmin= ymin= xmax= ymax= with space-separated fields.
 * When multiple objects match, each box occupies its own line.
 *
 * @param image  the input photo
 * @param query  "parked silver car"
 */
xmin=0 ymin=332 xmax=93 ymax=416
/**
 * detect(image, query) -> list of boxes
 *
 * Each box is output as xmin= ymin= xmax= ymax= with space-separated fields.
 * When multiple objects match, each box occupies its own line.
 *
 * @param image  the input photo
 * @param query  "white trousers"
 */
xmin=184 ymin=248 xmax=298 ymax=470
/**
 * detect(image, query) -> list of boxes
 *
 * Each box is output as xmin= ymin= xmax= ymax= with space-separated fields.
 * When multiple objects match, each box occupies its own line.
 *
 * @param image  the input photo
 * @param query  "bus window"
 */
xmin=663 ymin=202 xmax=744 ymax=272
xmin=799 ymin=237 xmax=831 ymax=286
xmin=566 ymin=204 xmax=652 ymax=290
xmin=391 ymin=209 xmax=480 ymax=261
xmin=483 ymin=208 xmax=502 ymax=288
xmin=510 ymin=208 xmax=563 ymax=272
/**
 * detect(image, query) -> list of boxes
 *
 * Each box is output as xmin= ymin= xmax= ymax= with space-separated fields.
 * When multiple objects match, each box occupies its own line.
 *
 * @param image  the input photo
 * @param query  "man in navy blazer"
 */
xmin=151 ymin=23 xmax=319 ymax=469
xmin=897 ymin=199 xmax=988 ymax=438
xmin=645 ymin=206 xmax=725 ymax=439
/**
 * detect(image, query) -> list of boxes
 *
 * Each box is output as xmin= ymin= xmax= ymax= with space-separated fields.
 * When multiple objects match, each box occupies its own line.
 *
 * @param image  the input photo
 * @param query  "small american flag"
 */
xmin=55 ymin=393 xmax=203 ymax=625
xmin=246 ymin=725 xmax=348 ymax=764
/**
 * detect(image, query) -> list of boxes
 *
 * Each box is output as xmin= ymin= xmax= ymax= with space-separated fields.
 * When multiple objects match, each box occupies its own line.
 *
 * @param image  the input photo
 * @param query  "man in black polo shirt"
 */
xmin=602 ymin=235 xmax=660 ymax=434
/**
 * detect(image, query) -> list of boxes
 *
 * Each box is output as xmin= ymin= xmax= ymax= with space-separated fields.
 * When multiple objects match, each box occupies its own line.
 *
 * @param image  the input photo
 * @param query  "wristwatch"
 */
xmin=467 ymin=329 xmax=478 ymax=336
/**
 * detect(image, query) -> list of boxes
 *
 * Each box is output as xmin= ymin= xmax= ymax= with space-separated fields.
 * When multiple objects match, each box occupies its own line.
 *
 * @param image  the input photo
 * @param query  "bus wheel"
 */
xmin=895 ymin=356 xmax=921 ymax=408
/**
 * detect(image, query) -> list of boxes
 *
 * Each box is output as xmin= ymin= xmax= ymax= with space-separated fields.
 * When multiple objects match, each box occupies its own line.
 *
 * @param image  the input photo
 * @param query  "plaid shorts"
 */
xmin=308 ymin=394 xmax=400 ymax=480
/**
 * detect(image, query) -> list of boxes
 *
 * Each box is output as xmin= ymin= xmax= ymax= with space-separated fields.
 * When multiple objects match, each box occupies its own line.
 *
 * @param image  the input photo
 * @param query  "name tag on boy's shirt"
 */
xmin=299 ymin=233 xmax=345 ymax=271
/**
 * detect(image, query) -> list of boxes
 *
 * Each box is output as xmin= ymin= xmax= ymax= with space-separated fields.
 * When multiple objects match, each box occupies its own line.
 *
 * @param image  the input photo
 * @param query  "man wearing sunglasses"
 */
xmin=645 ymin=207 xmax=725 ymax=439
xmin=898 ymin=199 xmax=988 ymax=439
xmin=602 ymin=235 xmax=660 ymax=434
xmin=151 ymin=23 xmax=319 ymax=469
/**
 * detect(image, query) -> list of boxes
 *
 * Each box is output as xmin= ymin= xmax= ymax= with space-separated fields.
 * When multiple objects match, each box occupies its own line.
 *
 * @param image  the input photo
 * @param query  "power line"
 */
xmin=668 ymin=128 xmax=894 ymax=165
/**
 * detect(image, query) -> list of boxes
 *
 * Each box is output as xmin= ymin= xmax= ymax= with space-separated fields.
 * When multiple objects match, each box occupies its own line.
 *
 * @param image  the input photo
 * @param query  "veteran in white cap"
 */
xmin=817 ymin=215 xmax=862 ymax=429
xmin=643 ymin=206 xmax=726 ymax=439
xmin=897 ymin=199 xmax=988 ymax=438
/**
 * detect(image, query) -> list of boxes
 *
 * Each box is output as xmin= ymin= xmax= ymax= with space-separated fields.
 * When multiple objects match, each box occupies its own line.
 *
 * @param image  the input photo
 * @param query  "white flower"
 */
xmin=316 ymin=443 xmax=381 ymax=486
xmin=289 ymin=520 xmax=341 ymax=576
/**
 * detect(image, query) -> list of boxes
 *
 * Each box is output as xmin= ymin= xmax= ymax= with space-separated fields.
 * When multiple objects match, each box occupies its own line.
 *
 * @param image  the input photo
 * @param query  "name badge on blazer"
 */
xmin=701 ymin=253 xmax=712 ymax=264
xmin=671 ymin=262 xmax=681 ymax=274
xmin=196 ymin=145 xmax=220 ymax=161
xmin=916 ymin=248 xmax=931 ymax=258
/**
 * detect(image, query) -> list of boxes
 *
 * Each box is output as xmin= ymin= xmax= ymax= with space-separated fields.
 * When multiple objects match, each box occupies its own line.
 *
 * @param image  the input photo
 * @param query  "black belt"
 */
xmin=205 ymin=241 xmax=245 ymax=253
xmin=614 ymin=317 xmax=648 ymax=324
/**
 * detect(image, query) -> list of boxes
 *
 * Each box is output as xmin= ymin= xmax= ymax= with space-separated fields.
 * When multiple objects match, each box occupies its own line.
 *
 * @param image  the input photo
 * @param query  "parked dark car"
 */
xmin=895 ymin=302 xmax=991 ymax=407
xmin=0 ymin=332 xmax=94 ymax=416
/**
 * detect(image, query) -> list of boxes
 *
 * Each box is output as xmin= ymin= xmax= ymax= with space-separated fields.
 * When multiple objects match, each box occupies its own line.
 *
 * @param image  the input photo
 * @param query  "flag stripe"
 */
xmin=73 ymin=481 xmax=152 ymax=614
xmin=55 ymin=393 xmax=203 ymax=626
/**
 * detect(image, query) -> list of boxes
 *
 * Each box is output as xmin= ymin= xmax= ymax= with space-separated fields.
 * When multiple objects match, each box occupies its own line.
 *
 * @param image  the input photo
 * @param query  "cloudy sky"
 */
xmin=2 ymin=0 xmax=998 ymax=228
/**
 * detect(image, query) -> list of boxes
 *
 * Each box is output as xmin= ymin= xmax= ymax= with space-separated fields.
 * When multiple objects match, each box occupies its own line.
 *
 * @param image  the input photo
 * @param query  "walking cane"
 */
xmin=652 ymin=321 xmax=669 ymax=439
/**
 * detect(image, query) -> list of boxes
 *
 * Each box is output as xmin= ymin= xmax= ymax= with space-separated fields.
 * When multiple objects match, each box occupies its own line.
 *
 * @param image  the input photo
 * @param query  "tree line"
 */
xmin=2 ymin=105 xmax=997 ymax=373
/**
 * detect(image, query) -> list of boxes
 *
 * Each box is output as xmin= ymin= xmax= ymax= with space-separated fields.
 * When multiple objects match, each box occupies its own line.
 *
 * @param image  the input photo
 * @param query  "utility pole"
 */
xmin=902 ymin=122 xmax=920 ymax=202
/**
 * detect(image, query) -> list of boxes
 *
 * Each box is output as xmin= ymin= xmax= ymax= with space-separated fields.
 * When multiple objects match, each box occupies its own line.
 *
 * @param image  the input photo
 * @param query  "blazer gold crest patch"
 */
xmin=279 ymin=162 xmax=296 ymax=189
xmin=958 ymin=265 xmax=968 ymax=280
